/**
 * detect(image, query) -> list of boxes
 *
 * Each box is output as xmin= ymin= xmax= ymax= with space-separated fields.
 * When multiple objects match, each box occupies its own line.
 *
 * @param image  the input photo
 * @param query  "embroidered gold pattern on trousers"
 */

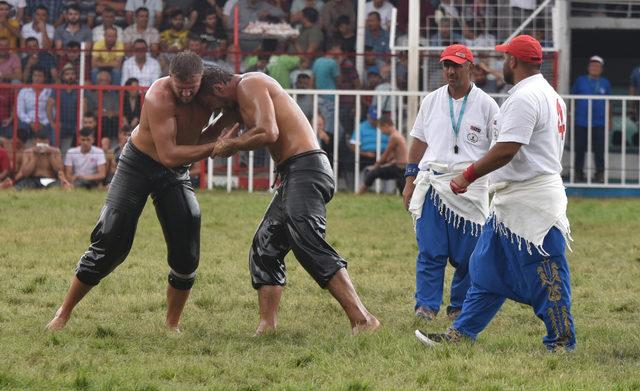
xmin=537 ymin=261 xmax=561 ymax=302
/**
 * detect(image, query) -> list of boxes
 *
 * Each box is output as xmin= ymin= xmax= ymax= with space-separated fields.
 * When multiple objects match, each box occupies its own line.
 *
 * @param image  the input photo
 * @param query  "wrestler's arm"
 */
xmin=213 ymin=80 xmax=278 ymax=157
xmin=146 ymin=93 xmax=216 ymax=167
xmin=377 ymin=136 xmax=397 ymax=166
xmin=198 ymin=108 xmax=242 ymax=145
xmin=450 ymin=141 xmax=522 ymax=193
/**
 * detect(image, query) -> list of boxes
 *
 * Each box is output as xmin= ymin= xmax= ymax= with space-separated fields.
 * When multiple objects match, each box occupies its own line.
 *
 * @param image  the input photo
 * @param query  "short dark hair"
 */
xmin=170 ymin=9 xmax=183 ymax=19
xmin=379 ymin=116 xmax=394 ymax=126
xmin=79 ymin=127 xmax=94 ymax=138
xmin=135 ymin=6 xmax=149 ymax=16
xmin=367 ymin=11 xmax=380 ymax=21
xmin=302 ymin=7 xmax=318 ymax=23
xmin=201 ymin=65 xmax=234 ymax=92
xmin=25 ymin=37 xmax=38 ymax=45
xmin=120 ymin=124 xmax=132 ymax=133
xmin=133 ymin=38 xmax=148 ymax=47
xmin=66 ymin=3 xmax=80 ymax=13
xmin=83 ymin=112 xmax=96 ymax=120
xmin=35 ymin=129 xmax=50 ymax=140
xmin=35 ymin=5 xmax=48 ymax=14
xmin=67 ymin=40 xmax=80 ymax=48
xmin=31 ymin=66 xmax=46 ymax=77
xmin=169 ymin=51 xmax=204 ymax=81
xmin=335 ymin=15 xmax=350 ymax=28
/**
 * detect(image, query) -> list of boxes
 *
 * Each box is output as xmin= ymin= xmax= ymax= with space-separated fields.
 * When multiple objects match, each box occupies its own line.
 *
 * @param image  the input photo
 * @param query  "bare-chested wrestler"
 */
xmin=200 ymin=66 xmax=380 ymax=335
xmin=46 ymin=52 xmax=234 ymax=331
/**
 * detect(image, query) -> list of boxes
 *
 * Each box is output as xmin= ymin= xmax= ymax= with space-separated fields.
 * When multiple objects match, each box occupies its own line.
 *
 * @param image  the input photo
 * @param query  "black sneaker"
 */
xmin=592 ymin=171 xmax=604 ymax=183
xmin=575 ymin=171 xmax=586 ymax=182
xmin=414 ymin=327 xmax=464 ymax=347
xmin=446 ymin=307 xmax=461 ymax=321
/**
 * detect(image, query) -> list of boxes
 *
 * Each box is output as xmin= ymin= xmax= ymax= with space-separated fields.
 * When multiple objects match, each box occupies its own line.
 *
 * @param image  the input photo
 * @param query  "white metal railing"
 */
xmin=205 ymin=90 xmax=640 ymax=193
xmin=571 ymin=1 xmax=640 ymax=18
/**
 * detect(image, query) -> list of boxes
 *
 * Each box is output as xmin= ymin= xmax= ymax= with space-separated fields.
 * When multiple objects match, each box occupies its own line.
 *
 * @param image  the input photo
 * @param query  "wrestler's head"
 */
xmin=200 ymin=65 xmax=236 ymax=109
xmin=169 ymin=51 xmax=204 ymax=104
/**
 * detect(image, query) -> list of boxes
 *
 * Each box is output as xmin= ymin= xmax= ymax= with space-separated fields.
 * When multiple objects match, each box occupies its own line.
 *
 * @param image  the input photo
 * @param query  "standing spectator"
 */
xmin=17 ymin=66 xmax=54 ymax=142
xmin=430 ymin=18 xmax=463 ymax=47
xmin=290 ymin=0 xmax=323 ymax=26
xmin=21 ymin=5 xmax=54 ymax=49
xmin=357 ymin=116 xmax=407 ymax=195
xmin=420 ymin=35 xmax=575 ymax=353
xmin=160 ymin=9 xmax=189 ymax=53
xmin=54 ymin=3 xmax=92 ymax=50
xmin=120 ymin=38 xmax=161 ymax=86
xmin=122 ymin=77 xmax=142 ymax=128
xmin=124 ymin=0 xmax=162 ymax=28
xmin=291 ymin=7 xmax=323 ymax=57
xmin=435 ymin=0 xmax=461 ymax=29
xmin=165 ymin=0 xmax=197 ymax=29
xmin=91 ymin=6 xmax=123 ymax=42
xmin=0 ymin=77 xmax=13 ymax=138
xmin=0 ymin=1 xmax=20 ymax=48
xmin=336 ymin=45 xmax=360 ymax=135
xmin=84 ymin=69 xmax=120 ymax=143
xmin=64 ymin=127 xmax=106 ymax=189
xmin=47 ymin=63 xmax=79 ymax=154
xmin=312 ymin=42 xmax=341 ymax=134
xmin=364 ymin=0 xmax=395 ymax=31
xmin=332 ymin=15 xmax=355 ymax=57
xmin=91 ymin=25 xmax=124 ymax=84
xmin=289 ymin=55 xmax=313 ymax=88
xmin=122 ymin=7 xmax=160 ymax=53
xmin=293 ymin=73 xmax=313 ymax=119
xmin=463 ymin=0 xmax=496 ymax=30
xmin=9 ymin=129 xmax=70 ymax=190
xmin=3 ymin=0 xmax=25 ymax=22
xmin=56 ymin=40 xmax=90 ymax=82
xmin=629 ymin=63 xmax=640 ymax=96
xmin=364 ymin=11 xmax=389 ymax=64
xmin=396 ymin=0 xmax=433 ymax=38
xmin=403 ymin=45 xmax=498 ymax=322
xmin=191 ymin=8 xmax=227 ymax=54
xmin=571 ymin=55 xmax=611 ymax=183
xmin=320 ymin=0 xmax=354 ymax=37
xmin=0 ymin=36 xmax=21 ymax=82
xmin=230 ymin=0 xmax=286 ymax=52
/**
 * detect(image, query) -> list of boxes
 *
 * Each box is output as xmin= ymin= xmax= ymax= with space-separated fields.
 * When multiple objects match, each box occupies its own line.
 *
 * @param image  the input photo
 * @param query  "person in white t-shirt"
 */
xmin=20 ymin=5 xmax=54 ymax=49
xmin=64 ymin=127 xmax=107 ymax=189
xmin=403 ymin=44 xmax=499 ymax=322
xmin=416 ymin=35 xmax=576 ymax=352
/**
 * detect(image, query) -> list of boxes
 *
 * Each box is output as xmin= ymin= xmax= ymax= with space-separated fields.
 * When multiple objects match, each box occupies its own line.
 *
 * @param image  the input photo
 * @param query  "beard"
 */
xmin=503 ymin=64 xmax=514 ymax=85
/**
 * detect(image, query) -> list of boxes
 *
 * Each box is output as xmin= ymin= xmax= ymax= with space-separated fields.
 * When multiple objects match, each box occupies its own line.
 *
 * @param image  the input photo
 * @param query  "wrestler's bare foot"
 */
xmin=45 ymin=308 xmax=69 ymax=331
xmin=254 ymin=321 xmax=276 ymax=337
xmin=351 ymin=316 xmax=381 ymax=335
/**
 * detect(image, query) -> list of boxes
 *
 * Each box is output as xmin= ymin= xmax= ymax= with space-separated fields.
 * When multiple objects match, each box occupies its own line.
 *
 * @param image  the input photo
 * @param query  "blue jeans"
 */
xmin=575 ymin=126 xmax=605 ymax=174
xmin=453 ymin=219 xmax=576 ymax=350
xmin=415 ymin=188 xmax=479 ymax=313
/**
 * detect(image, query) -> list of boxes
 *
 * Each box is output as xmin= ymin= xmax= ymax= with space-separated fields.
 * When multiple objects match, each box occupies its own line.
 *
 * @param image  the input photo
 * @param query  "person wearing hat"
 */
xmin=571 ymin=55 xmax=611 ymax=183
xmin=349 ymin=104 xmax=390 ymax=171
xmin=403 ymin=44 xmax=499 ymax=322
xmin=417 ymin=35 xmax=576 ymax=352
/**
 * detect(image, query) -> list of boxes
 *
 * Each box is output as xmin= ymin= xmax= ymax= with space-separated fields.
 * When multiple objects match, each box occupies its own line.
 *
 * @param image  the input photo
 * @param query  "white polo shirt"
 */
xmin=410 ymin=83 xmax=499 ymax=171
xmin=490 ymin=74 xmax=567 ymax=183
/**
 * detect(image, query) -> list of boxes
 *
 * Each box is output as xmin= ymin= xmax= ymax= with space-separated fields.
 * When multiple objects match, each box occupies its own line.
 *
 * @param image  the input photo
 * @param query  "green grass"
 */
xmin=0 ymin=190 xmax=639 ymax=390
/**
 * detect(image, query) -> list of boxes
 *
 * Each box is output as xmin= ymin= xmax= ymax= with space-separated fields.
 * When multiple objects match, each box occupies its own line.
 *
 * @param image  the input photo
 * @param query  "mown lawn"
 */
xmin=0 ymin=190 xmax=639 ymax=390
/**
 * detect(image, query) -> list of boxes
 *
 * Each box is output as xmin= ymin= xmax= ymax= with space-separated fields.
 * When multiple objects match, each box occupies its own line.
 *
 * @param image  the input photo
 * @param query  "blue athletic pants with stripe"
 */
xmin=452 ymin=218 xmax=576 ymax=350
xmin=415 ymin=188 xmax=479 ymax=314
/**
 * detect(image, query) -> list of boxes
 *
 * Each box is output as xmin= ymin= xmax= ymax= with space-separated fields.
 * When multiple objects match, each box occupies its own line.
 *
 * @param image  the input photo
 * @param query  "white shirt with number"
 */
xmin=490 ymin=74 xmax=567 ymax=183
xmin=410 ymin=83 xmax=499 ymax=171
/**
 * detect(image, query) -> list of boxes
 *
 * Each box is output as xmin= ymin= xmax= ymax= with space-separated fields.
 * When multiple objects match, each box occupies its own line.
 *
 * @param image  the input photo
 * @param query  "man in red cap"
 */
xmin=403 ymin=44 xmax=499 ymax=322
xmin=416 ymin=35 xmax=576 ymax=352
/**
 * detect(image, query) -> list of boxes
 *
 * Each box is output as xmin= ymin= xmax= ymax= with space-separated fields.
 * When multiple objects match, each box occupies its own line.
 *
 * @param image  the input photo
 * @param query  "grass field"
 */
xmin=0 ymin=190 xmax=639 ymax=390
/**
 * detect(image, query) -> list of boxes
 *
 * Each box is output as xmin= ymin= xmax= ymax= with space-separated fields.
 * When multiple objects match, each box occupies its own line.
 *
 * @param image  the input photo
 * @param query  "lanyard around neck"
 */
xmin=448 ymin=91 xmax=469 ymax=141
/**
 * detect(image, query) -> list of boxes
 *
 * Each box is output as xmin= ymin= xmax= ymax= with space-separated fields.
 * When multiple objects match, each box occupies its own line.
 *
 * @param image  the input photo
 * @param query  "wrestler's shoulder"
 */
xmin=144 ymin=78 xmax=176 ymax=107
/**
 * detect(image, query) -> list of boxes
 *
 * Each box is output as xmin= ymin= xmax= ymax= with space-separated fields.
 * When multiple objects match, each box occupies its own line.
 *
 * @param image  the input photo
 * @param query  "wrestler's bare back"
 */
xmin=236 ymin=73 xmax=319 ymax=163
xmin=130 ymin=77 xmax=214 ymax=164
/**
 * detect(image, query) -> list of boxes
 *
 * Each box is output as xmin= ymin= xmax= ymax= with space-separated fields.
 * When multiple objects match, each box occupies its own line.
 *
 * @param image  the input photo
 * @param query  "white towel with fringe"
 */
xmin=408 ymin=163 xmax=490 ymax=237
xmin=490 ymin=173 xmax=572 ymax=256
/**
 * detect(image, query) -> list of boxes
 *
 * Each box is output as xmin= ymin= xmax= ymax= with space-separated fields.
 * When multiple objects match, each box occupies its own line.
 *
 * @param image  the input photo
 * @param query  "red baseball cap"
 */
xmin=495 ymin=35 xmax=543 ymax=64
xmin=440 ymin=44 xmax=474 ymax=65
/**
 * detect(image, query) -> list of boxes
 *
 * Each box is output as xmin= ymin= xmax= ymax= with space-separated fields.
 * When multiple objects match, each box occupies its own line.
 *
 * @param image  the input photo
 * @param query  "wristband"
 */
xmin=462 ymin=164 xmax=479 ymax=183
xmin=404 ymin=163 xmax=419 ymax=178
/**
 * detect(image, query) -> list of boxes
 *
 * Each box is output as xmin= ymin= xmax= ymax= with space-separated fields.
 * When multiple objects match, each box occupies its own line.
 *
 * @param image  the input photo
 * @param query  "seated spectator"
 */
xmin=7 ymin=129 xmax=70 ymax=190
xmin=364 ymin=11 xmax=389 ymax=63
xmin=54 ymin=3 xmax=92 ymax=50
xmin=47 ymin=63 xmax=79 ymax=154
xmin=364 ymin=0 xmax=395 ymax=31
xmin=472 ymin=62 xmax=504 ymax=94
xmin=430 ymin=17 xmax=463 ymax=47
xmin=289 ymin=55 xmax=314 ymax=89
xmin=91 ymin=26 xmax=124 ymax=84
xmin=84 ymin=69 xmax=120 ymax=143
xmin=356 ymin=116 xmax=406 ymax=194
xmin=336 ymin=46 xmax=360 ymax=135
xmin=163 ymin=0 xmax=197 ymax=30
xmin=21 ymin=37 xmax=57 ymax=82
xmin=26 ymin=1 xmax=65 ymax=26
xmin=332 ymin=15 xmax=355 ymax=58
xmin=94 ymin=1 xmax=127 ymax=27
xmin=187 ymin=34 xmax=233 ymax=72
xmin=56 ymin=40 xmax=90 ymax=82
xmin=159 ymin=8 xmax=190 ymax=73
xmin=125 ymin=0 xmax=162 ymax=28
xmin=191 ymin=8 xmax=227 ymax=53
xmin=245 ymin=54 xmax=269 ymax=73
xmin=320 ymin=0 xmax=354 ymax=37
xmin=122 ymin=77 xmax=142 ymax=128
xmin=290 ymin=0 xmax=324 ymax=26
xmin=349 ymin=105 xmax=389 ymax=169
xmin=435 ymin=0 xmax=461 ymax=29
xmin=291 ymin=7 xmax=324 ymax=57
xmin=2 ymin=0 xmax=25 ymax=23
xmin=112 ymin=123 xmax=131 ymax=168
xmin=123 ymin=7 xmax=160 ymax=53
xmin=64 ymin=127 xmax=106 ymax=189
xmin=20 ymin=5 xmax=54 ymax=49
xmin=72 ymin=0 xmax=97 ymax=27
xmin=92 ymin=6 xmax=123 ymax=42
xmin=0 ymin=128 xmax=26 ymax=174
xmin=293 ymin=73 xmax=313 ymax=119
xmin=81 ymin=111 xmax=97 ymax=135
xmin=17 ymin=66 xmax=54 ymax=142
xmin=0 ymin=137 xmax=9 ymax=181
xmin=462 ymin=19 xmax=495 ymax=48
xmin=120 ymin=38 xmax=161 ymax=87
xmin=0 ymin=36 xmax=21 ymax=82
xmin=0 ymin=80 xmax=13 ymax=138
xmin=0 ymin=1 xmax=20 ymax=48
